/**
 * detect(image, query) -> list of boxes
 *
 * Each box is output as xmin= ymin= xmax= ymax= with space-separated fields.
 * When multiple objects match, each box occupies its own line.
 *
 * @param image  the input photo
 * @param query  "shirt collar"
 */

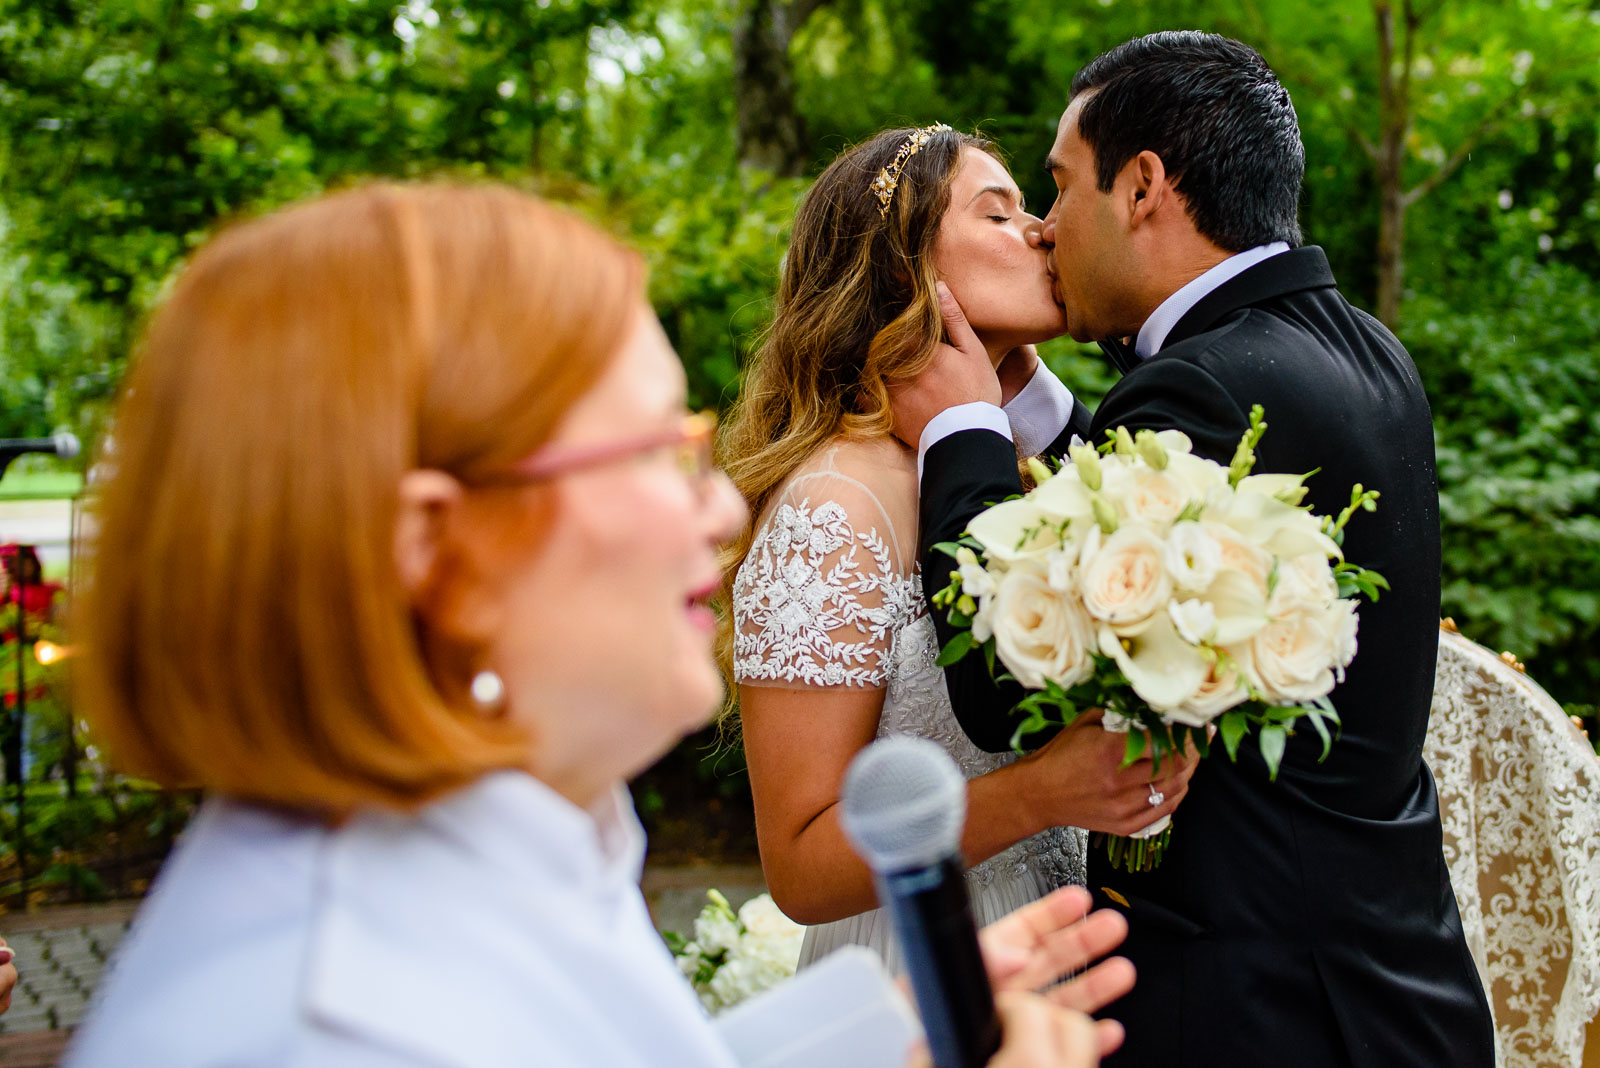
xmin=414 ymin=769 xmax=646 ymax=893
xmin=1134 ymin=243 xmax=1290 ymax=359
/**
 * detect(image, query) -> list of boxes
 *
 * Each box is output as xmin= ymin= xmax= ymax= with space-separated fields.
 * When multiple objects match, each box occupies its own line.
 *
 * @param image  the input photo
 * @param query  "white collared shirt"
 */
xmin=916 ymin=242 xmax=1290 ymax=476
xmin=68 ymin=771 xmax=741 ymax=1067
xmin=1134 ymin=242 xmax=1289 ymax=358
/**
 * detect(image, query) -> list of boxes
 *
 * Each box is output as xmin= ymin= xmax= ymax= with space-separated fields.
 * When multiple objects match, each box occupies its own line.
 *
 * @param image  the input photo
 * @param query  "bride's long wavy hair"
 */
xmin=714 ymin=125 xmax=999 ymax=706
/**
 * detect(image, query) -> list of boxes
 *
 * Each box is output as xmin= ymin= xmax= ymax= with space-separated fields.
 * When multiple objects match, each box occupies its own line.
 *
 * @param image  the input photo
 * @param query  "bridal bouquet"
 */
xmin=932 ymin=407 xmax=1388 ymax=872
xmin=666 ymin=890 xmax=806 ymax=1014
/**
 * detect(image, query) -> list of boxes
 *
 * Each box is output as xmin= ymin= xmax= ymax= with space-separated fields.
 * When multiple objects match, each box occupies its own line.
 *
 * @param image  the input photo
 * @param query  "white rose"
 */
xmin=1164 ymin=521 xmax=1222 ymax=592
xmin=1248 ymin=601 xmax=1348 ymax=703
xmin=738 ymin=894 xmax=804 ymax=940
xmin=1169 ymin=648 xmax=1251 ymax=726
xmin=708 ymin=957 xmax=762 ymax=1011
xmin=1124 ymin=466 xmax=1192 ymax=527
xmin=1268 ymin=551 xmax=1340 ymax=614
xmin=1331 ymin=598 xmax=1359 ymax=678
xmin=1079 ymin=524 xmax=1173 ymax=635
xmin=989 ymin=563 xmax=1096 ymax=690
xmin=693 ymin=908 xmax=741 ymax=957
xmin=1204 ymin=520 xmax=1272 ymax=597
xmin=1167 ymin=598 xmax=1217 ymax=645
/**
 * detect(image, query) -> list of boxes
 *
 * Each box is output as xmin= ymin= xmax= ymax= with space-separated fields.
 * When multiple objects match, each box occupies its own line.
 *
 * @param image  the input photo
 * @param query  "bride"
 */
xmin=717 ymin=123 xmax=1194 ymax=970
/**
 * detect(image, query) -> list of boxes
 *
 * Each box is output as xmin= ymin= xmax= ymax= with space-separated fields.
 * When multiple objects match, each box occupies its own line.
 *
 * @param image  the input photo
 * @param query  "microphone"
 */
xmin=840 ymin=737 xmax=1000 ymax=1068
xmin=0 ymin=434 xmax=80 ymax=479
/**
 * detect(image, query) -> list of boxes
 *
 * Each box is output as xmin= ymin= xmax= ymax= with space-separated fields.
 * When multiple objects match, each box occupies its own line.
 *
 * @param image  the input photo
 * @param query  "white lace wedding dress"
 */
xmin=731 ymin=436 xmax=1085 ymax=974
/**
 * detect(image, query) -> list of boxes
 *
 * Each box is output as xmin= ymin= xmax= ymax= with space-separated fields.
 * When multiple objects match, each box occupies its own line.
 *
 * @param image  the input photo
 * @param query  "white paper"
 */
xmin=714 ymin=946 xmax=923 ymax=1068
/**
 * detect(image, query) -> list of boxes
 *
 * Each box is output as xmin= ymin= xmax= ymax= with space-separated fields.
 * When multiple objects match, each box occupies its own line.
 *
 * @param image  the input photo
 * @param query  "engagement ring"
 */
xmin=1147 ymin=784 xmax=1165 ymax=807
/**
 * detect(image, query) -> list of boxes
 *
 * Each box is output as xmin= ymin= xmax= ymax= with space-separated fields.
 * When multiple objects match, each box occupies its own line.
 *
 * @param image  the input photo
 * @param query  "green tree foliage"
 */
xmin=0 ymin=0 xmax=1595 ymax=732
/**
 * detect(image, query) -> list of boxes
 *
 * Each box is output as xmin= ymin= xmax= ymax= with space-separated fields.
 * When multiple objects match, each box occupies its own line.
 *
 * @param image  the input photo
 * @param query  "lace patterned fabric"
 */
xmin=1427 ymin=628 xmax=1600 ymax=1068
xmin=732 ymin=439 xmax=1085 ymax=972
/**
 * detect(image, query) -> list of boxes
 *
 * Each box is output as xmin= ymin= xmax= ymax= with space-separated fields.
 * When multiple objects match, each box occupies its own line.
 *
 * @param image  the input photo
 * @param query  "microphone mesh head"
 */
xmin=52 ymin=433 xmax=80 ymax=460
xmin=840 ymin=736 xmax=967 ymax=873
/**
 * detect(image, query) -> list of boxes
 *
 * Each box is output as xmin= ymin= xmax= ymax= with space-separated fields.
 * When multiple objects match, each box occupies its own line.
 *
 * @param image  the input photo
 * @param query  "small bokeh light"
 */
xmin=34 ymin=639 xmax=74 ymax=666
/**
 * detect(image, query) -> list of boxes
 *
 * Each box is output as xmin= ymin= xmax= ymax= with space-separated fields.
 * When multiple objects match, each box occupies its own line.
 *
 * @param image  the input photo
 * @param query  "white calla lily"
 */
xmin=967 ymin=499 xmax=1064 ymax=562
xmin=1028 ymin=466 xmax=1096 ymax=523
xmin=1197 ymin=568 xmax=1271 ymax=644
xmin=1097 ymin=613 xmax=1210 ymax=712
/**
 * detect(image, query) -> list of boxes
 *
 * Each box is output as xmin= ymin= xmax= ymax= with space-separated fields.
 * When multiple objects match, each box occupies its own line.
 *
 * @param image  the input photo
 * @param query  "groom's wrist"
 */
xmin=916 ymin=402 xmax=1010 ymax=481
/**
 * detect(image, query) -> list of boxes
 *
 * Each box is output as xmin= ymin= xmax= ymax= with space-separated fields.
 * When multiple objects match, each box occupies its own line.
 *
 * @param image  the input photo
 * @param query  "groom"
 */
xmin=892 ymin=32 xmax=1494 ymax=1067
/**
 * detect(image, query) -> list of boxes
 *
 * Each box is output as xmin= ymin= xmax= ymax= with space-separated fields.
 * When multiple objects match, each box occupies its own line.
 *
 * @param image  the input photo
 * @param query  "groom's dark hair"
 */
xmin=1069 ymin=31 xmax=1303 ymax=250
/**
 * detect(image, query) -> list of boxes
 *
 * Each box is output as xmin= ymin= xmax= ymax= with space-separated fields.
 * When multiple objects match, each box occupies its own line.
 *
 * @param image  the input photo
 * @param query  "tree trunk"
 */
xmin=733 ymin=0 xmax=829 ymax=177
xmin=1373 ymin=0 xmax=1413 ymax=327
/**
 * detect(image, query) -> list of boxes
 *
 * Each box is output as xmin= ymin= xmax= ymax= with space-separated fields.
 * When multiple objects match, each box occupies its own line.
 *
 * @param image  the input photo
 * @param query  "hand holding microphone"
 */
xmin=840 ymin=737 xmax=1134 ymax=1068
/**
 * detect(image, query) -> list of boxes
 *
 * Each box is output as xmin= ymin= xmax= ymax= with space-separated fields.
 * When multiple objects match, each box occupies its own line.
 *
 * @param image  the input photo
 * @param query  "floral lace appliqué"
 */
xmin=733 ymin=498 xmax=920 ymax=687
xmin=1427 ymin=630 xmax=1600 ymax=1068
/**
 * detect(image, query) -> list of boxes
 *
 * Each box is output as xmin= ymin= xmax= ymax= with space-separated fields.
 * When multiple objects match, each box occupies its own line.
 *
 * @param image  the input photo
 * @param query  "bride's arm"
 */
xmin=743 ymin=685 xmax=1194 ymax=924
xmin=740 ymin=683 xmax=1052 ymax=925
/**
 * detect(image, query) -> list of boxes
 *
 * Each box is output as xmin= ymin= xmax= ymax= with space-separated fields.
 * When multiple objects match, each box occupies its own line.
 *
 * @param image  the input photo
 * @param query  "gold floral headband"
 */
xmin=869 ymin=123 xmax=953 ymax=216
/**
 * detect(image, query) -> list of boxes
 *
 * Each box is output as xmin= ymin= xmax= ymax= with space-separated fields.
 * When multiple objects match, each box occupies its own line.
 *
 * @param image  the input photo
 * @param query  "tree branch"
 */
xmin=1403 ymin=93 xmax=1521 ymax=207
xmin=786 ymin=0 xmax=834 ymax=35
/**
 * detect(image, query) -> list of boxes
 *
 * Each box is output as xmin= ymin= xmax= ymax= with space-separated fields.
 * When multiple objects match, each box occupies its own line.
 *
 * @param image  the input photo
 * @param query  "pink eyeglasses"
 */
xmin=482 ymin=411 xmax=719 ymax=490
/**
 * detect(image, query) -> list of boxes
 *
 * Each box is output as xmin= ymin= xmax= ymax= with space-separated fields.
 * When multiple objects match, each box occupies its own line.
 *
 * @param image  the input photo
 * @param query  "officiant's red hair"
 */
xmin=76 ymin=183 xmax=643 ymax=812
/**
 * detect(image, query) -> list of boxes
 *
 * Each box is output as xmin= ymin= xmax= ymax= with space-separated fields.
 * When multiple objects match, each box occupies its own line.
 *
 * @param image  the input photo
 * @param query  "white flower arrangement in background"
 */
xmin=665 ymin=890 xmax=806 ymax=1015
xmin=933 ymin=407 xmax=1390 ymax=871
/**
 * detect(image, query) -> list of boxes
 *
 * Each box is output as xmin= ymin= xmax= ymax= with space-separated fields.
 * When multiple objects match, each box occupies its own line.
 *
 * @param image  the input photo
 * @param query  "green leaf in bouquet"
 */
xmin=1120 ymin=727 xmax=1149 ymax=769
xmin=663 ymin=930 xmax=689 ymax=953
xmin=1312 ymin=696 xmax=1342 ymax=727
xmin=937 ymin=630 xmax=975 ymax=667
xmin=949 ymin=606 xmax=974 ymax=628
xmin=1307 ymin=708 xmax=1334 ymax=762
xmin=1219 ymin=710 xmax=1248 ymax=761
xmin=983 ymin=638 xmax=997 ymax=678
xmin=932 ymin=541 xmax=967 ymax=561
xmin=1009 ymin=702 xmax=1056 ymax=752
xmin=1258 ymin=723 xmax=1288 ymax=781
xmin=1189 ymin=725 xmax=1211 ymax=759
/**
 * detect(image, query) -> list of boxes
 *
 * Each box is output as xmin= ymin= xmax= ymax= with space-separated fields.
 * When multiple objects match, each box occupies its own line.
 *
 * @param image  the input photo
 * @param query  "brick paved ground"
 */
xmin=0 ymin=868 xmax=766 ymax=1066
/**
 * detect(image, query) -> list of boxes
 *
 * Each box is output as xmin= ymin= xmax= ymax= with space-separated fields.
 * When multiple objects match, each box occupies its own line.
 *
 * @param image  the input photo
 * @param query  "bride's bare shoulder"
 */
xmin=799 ymin=433 xmax=915 ymax=486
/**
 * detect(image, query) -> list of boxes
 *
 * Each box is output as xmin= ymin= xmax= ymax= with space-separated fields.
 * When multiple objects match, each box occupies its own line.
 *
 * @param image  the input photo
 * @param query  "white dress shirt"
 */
xmin=1133 ymin=243 xmax=1289 ymax=358
xmin=917 ymin=243 xmax=1291 ymax=475
xmin=67 ymin=771 xmax=741 ymax=1068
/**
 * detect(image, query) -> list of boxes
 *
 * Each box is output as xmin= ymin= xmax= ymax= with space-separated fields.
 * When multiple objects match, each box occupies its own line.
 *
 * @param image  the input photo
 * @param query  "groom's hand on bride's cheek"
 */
xmin=1018 ymin=711 xmax=1200 ymax=836
xmin=887 ymin=282 xmax=1001 ymax=448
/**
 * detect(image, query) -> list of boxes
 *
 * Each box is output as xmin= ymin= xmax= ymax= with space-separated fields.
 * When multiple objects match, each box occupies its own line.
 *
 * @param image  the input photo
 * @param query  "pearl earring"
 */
xmin=470 ymin=669 xmax=506 ymax=713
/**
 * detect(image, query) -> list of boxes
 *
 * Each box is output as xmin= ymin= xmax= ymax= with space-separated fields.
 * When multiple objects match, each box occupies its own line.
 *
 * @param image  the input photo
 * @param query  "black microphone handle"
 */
xmin=879 ymin=856 xmax=1001 ymax=1068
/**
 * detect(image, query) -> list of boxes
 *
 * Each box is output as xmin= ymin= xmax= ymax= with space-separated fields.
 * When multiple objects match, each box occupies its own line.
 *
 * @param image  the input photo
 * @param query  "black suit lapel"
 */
xmin=1161 ymin=246 xmax=1338 ymax=350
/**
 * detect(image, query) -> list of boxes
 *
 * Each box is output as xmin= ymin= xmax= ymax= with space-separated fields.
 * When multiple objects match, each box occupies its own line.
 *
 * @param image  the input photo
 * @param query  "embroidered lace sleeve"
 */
xmin=732 ymin=469 xmax=920 ymax=691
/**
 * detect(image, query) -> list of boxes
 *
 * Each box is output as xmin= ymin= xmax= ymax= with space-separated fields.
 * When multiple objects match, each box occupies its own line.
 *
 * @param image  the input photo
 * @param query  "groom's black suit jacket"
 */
xmin=919 ymin=248 xmax=1493 ymax=1066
